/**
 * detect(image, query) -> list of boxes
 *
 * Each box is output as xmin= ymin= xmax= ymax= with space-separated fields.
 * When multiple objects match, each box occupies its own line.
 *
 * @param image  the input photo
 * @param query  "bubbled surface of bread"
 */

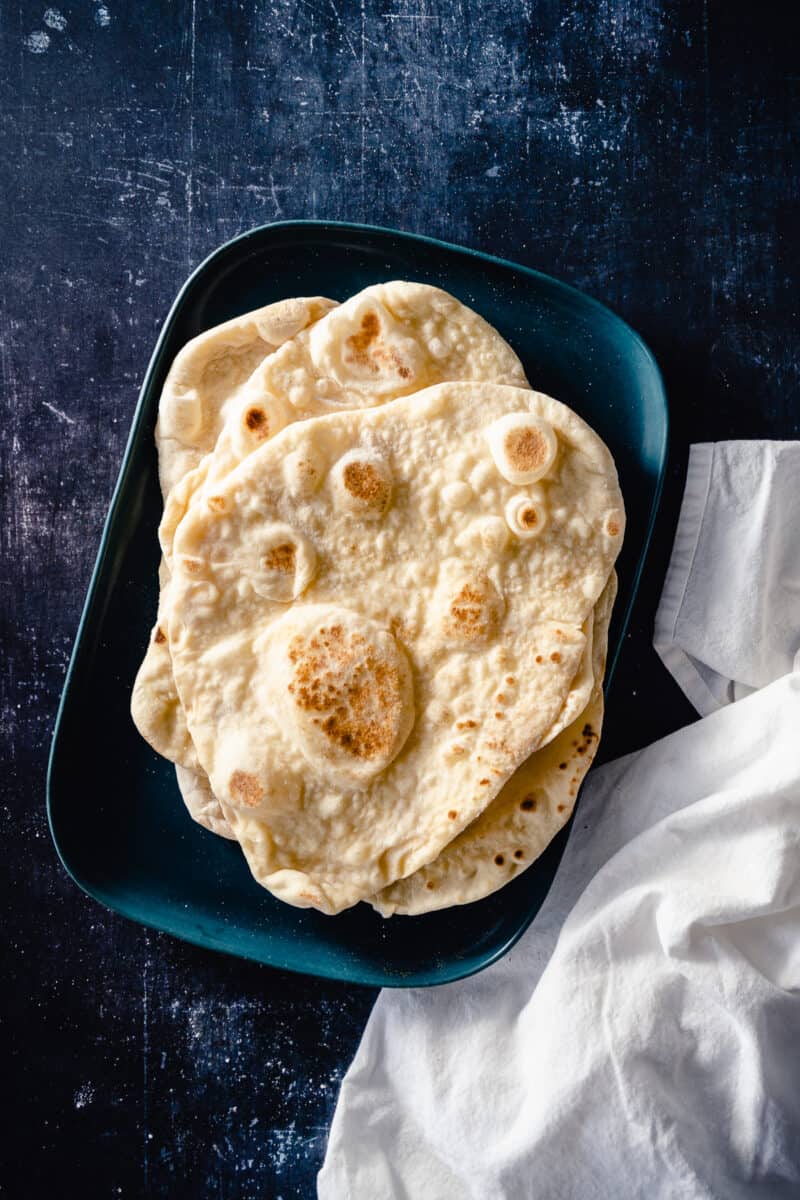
xmin=136 ymin=283 xmax=532 ymax=837
xmin=156 ymin=296 xmax=337 ymax=499
xmin=132 ymin=298 xmax=335 ymax=779
xmin=372 ymin=572 xmax=616 ymax=915
xmin=167 ymin=381 xmax=624 ymax=913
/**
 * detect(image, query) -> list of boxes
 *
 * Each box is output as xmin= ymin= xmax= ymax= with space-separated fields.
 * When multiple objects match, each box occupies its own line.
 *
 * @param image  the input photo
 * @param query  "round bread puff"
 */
xmin=168 ymin=381 xmax=624 ymax=913
xmin=371 ymin=573 xmax=616 ymax=915
xmin=139 ymin=282 xmax=532 ymax=836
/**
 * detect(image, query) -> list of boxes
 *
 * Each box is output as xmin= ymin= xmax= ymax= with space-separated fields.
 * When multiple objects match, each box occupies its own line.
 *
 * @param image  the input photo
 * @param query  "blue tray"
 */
xmin=47 ymin=222 xmax=668 ymax=988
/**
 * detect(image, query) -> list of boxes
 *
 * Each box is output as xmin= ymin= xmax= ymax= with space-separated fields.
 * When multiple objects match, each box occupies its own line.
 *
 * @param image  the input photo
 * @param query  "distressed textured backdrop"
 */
xmin=2 ymin=0 xmax=798 ymax=1196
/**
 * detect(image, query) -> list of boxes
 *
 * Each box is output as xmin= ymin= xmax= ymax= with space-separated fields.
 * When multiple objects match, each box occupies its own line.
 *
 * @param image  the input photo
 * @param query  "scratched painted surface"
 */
xmin=2 ymin=0 xmax=798 ymax=1196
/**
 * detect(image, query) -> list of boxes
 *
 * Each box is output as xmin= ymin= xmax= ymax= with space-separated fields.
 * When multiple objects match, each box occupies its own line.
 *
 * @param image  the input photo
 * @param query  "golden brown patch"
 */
xmin=288 ymin=624 xmax=405 ymax=761
xmin=346 ymin=310 xmax=380 ymax=363
xmin=519 ymin=505 xmax=539 ymax=529
xmin=505 ymin=676 xmax=516 ymax=685
xmin=207 ymin=495 xmax=226 ymax=512
xmin=344 ymin=310 xmax=412 ymax=379
xmin=229 ymin=770 xmax=263 ymax=808
xmin=426 ymin=880 xmax=436 ymax=890
xmin=154 ymin=626 xmax=166 ymax=645
xmin=244 ymin=406 xmax=268 ymax=435
xmin=456 ymin=719 xmax=477 ymax=731
xmin=263 ymin=542 xmax=296 ymax=573
xmin=550 ymin=651 xmax=561 ymax=663
xmin=557 ymin=803 xmax=567 ymax=813
xmin=535 ymin=655 xmax=543 ymax=664
xmin=504 ymin=426 xmax=550 ymax=474
xmin=495 ymin=712 xmax=505 ymax=720
xmin=479 ymin=778 xmax=490 ymax=786
xmin=342 ymin=460 xmax=389 ymax=509
xmin=444 ymin=576 xmax=501 ymax=645
xmin=448 ymin=810 xmax=458 ymax=820
xmin=183 ymin=557 xmax=203 ymax=575
xmin=606 ymin=513 xmax=621 ymax=537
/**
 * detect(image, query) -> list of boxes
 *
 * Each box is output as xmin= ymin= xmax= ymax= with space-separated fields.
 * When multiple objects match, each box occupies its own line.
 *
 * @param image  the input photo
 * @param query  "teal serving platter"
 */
xmin=47 ymin=221 xmax=668 ymax=988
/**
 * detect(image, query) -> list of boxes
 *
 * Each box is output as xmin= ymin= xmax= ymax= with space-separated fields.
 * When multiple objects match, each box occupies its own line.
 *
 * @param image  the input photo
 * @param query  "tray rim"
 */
xmin=46 ymin=219 xmax=669 ymax=988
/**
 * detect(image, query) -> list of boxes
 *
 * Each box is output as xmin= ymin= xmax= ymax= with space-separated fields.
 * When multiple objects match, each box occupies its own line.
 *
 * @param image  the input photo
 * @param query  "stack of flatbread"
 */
xmin=131 ymin=283 xmax=624 ymax=916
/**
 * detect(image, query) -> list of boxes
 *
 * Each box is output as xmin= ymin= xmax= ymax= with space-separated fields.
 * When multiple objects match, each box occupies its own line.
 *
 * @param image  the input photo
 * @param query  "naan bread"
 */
xmin=168 ymin=381 xmax=624 ymax=913
xmin=137 ymin=282 xmax=532 ymax=836
xmin=130 ymin=557 xmax=197 ymax=769
xmin=174 ymin=764 xmax=235 ymax=840
xmin=132 ymin=298 xmax=336 ymax=786
xmin=372 ymin=573 xmax=616 ymax=915
xmin=153 ymin=599 xmax=602 ymax=850
xmin=156 ymin=296 xmax=337 ymax=498
xmin=160 ymin=280 xmax=531 ymax=561
xmin=245 ymin=277 xmax=529 ymax=414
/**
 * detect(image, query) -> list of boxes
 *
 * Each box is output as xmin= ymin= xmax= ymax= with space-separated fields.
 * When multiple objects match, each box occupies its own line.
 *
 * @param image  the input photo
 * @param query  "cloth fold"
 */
xmin=654 ymin=441 xmax=800 ymax=714
xmin=319 ymin=442 xmax=800 ymax=1200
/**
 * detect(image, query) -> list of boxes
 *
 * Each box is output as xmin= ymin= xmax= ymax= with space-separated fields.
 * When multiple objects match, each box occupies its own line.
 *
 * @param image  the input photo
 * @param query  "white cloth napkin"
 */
xmin=654 ymin=442 xmax=800 ymax=713
xmin=319 ymin=441 xmax=800 ymax=1200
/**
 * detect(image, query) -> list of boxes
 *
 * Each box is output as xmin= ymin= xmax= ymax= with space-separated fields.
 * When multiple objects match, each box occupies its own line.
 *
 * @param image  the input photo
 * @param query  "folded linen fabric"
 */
xmin=654 ymin=441 xmax=800 ymax=713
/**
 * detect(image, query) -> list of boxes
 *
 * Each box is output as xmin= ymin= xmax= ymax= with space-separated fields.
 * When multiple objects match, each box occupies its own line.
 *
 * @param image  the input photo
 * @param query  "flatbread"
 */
xmin=132 ymin=298 xmax=336 ymax=781
xmin=168 ymin=381 xmax=624 ymax=912
xmin=137 ymin=282 xmax=532 ymax=834
xmin=164 ymin=600 xmax=600 ymax=849
xmin=174 ymin=764 xmax=236 ymax=840
xmin=130 ymin=557 xmax=198 ymax=770
xmin=372 ymin=573 xmax=616 ymax=915
xmin=156 ymin=297 xmax=337 ymax=498
xmin=160 ymin=280 xmax=531 ymax=562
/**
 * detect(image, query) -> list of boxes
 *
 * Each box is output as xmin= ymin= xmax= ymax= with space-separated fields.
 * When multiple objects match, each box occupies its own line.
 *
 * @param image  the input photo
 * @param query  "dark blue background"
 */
xmin=3 ymin=1 xmax=798 ymax=1196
